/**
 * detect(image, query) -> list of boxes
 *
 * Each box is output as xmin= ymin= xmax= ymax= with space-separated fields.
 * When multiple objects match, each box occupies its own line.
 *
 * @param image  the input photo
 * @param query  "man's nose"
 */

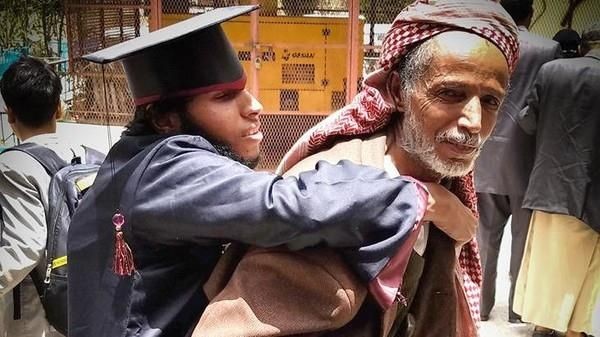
xmin=458 ymin=97 xmax=482 ymax=134
xmin=242 ymin=90 xmax=263 ymax=117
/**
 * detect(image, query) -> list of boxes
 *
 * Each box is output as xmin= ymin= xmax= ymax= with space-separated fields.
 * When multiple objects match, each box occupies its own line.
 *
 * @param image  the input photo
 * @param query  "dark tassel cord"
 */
xmin=112 ymin=212 xmax=135 ymax=276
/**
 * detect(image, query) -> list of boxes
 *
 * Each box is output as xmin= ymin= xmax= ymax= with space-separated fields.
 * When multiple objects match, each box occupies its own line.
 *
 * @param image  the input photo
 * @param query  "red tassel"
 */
xmin=112 ymin=212 xmax=135 ymax=276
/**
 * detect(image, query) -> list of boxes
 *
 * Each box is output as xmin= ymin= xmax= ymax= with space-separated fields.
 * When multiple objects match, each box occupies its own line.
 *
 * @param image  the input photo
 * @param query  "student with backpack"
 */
xmin=0 ymin=55 xmax=90 ymax=337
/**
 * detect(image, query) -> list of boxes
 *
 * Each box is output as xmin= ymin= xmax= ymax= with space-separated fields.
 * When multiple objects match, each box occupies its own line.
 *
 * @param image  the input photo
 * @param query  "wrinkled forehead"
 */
xmin=430 ymin=31 xmax=500 ymax=54
xmin=424 ymin=32 xmax=510 ymax=87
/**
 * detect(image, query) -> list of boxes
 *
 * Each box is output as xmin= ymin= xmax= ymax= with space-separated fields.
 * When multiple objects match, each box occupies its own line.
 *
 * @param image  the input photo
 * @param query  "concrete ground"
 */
xmin=479 ymin=224 xmax=532 ymax=337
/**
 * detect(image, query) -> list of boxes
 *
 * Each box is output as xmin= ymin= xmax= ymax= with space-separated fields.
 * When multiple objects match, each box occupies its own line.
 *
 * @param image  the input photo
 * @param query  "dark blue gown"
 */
xmin=68 ymin=134 xmax=424 ymax=337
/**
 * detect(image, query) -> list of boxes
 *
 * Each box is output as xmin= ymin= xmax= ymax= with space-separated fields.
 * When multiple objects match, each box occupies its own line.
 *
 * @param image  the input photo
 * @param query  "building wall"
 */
xmin=0 ymin=117 xmax=124 ymax=154
xmin=56 ymin=122 xmax=124 ymax=154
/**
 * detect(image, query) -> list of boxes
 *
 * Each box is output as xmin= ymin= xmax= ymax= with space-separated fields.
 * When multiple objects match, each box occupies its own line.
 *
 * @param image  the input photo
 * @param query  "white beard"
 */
xmin=397 ymin=109 xmax=481 ymax=178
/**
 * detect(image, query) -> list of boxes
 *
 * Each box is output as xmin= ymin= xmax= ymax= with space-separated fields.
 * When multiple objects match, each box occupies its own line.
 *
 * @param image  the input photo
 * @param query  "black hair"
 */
xmin=122 ymin=96 xmax=191 ymax=136
xmin=553 ymin=28 xmax=581 ymax=58
xmin=0 ymin=55 xmax=62 ymax=128
xmin=123 ymin=95 xmax=260 ymax=168
xmin=500 ymin=0 xmax=534 ymax=24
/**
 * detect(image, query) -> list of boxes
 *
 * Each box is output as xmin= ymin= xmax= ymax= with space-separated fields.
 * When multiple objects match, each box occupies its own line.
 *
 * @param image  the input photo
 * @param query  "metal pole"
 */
xmin=249 ymin=0 xmax=260 ymax=98
xmin=149 ymin=0 xmax=162 ymax=31
xmin=346 ymin=0 xmax=360 ymax=103
xmin=101 ymin=64 xmax=113 ymax=149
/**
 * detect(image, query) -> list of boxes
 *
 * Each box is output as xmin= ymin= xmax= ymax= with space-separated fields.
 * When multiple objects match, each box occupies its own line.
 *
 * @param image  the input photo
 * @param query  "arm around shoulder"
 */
xmin=131 ymin=140 xmax=427 ymax=251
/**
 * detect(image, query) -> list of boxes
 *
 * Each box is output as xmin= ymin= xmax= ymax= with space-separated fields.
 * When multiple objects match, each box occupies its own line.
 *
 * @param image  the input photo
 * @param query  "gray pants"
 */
xmin=476 ymin=192 xmax=532 ymax=319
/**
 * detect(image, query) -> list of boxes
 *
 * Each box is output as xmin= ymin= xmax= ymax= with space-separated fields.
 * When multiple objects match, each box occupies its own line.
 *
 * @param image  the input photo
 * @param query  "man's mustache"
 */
xmin=435 ymin=129 xmax=481 ymax=148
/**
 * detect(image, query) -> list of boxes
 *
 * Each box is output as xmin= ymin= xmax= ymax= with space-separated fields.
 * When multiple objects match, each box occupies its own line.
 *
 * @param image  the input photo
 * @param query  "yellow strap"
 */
xmin=75 ymin=173 xmax=97 ymax=192
xmin=52 ymin=256 xmax=68 ymax=269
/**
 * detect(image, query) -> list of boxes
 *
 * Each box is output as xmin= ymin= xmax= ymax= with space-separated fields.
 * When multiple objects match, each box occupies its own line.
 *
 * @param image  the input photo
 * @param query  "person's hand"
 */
xmin=422 ymin=183 xmax=478 ymax=245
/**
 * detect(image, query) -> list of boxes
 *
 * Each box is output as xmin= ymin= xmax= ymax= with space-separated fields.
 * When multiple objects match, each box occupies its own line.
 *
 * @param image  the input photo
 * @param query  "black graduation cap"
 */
xmin=83 ymin=5 xmax=258 ymax=106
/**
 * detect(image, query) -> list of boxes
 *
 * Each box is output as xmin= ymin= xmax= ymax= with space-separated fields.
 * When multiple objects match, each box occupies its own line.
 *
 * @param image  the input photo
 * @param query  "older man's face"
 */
xmin=400 ymin=31 xmax=510 ymax=178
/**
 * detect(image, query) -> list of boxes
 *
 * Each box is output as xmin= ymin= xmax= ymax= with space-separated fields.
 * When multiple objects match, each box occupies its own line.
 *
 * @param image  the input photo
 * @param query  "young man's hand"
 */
xmin=422 ymin=183 xmax=478 ymax=245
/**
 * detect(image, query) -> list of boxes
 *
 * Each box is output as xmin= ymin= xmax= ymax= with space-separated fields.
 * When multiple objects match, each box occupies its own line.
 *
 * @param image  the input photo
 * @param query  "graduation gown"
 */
xmin=67 ymin=134 xmax=425 ymax=337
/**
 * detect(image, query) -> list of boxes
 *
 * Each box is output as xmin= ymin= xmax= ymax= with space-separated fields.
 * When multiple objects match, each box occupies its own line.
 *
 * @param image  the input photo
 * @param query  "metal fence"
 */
xmin=62 ymin=0 xmax=414 ymax=170
xmin=530 ymin=0 xmax=600 ymax=38
xmin=64 ymin=0 xmax=152 ymax=125
xmin=67 ymin=0 xmax=600 ymax=170
xmin=6 ymin=0 xmax=598 ymax=167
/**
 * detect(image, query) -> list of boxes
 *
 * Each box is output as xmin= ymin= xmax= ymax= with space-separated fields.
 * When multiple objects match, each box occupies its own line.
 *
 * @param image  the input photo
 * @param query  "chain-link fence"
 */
xmin=63 ymin=0 xmax=415 ymax=170
xmin=12 ymin=0 xmax=600 ymax=168
xmin=360 ymin=0 xmax=411 ymax=84
xmin=65 ymin=0 xmax=152 ymax=125
xmin=531 ymin=0 xmax=600 ymax=39
xmin=191 ymin=0 xmax=359 ymax=170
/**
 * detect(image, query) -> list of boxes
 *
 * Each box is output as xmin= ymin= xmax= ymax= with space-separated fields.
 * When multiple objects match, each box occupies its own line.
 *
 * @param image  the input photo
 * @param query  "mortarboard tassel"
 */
xmin=112 ymin=212 xmax=135 ymax=276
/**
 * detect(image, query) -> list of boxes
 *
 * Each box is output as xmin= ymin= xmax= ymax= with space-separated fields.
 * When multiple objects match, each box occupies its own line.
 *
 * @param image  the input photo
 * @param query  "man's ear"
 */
xmin=151 ymin=110 xmax=182 ymax=134
xmin=6 ymin=107 xmax=16 ymax=124
xmin=387 ymin=71 xmax=406 ymax=112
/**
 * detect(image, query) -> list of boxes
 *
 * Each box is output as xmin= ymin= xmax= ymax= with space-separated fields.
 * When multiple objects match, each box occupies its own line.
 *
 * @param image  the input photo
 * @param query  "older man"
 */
xmin=194 ymin=1 xmax=518 ymax=336
xmin=514 ymin=22 xmax=600 ymax=337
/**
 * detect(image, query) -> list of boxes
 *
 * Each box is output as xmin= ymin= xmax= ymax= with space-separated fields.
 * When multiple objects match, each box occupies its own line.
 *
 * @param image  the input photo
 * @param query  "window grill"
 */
xmin=65 ymin=0 xmax=151 ymax=126
xmin=256 ymin=114 xmax=327 ymax=171
xmin=281 ymin=64 xmax=315 ymax=84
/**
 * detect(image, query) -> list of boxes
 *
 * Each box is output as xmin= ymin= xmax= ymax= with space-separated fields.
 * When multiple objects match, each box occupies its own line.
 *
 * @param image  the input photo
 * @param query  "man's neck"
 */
xmin=18 ymin=125 xmax=57 ymax=142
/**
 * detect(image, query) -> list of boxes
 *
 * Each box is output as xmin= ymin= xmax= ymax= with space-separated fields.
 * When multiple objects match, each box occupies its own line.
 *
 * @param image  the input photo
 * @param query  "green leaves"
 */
xmin=0 ymin=0 xmax=64 ymax=58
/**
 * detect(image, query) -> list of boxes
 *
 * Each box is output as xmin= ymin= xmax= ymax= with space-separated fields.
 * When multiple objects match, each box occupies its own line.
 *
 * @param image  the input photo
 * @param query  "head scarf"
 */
xmin=277 ymin=0 xmax=519 ymax=330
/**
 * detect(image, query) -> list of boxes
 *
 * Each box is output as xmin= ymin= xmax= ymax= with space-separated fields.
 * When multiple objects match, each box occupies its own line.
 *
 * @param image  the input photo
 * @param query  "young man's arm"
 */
xmin=0 ymin=153 xmax=49 ymax=295
xmin=129 ymin=137 xmax=427 ymax=252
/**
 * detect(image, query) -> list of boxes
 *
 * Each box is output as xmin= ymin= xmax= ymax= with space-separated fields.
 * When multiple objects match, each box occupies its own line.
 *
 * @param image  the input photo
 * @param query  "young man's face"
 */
xmin=184 ymin=88 xmax=263 ymax=165
xmin=399 ymin=31 xmax=510 ymax=178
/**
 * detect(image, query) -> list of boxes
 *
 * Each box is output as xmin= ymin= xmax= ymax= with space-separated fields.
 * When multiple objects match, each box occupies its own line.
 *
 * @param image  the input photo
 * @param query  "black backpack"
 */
xmin=0 ymin=143 xmax=104 ymax=335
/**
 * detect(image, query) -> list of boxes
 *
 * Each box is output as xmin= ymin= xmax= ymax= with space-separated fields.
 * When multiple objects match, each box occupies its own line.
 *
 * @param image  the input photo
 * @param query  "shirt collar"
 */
xmin=22 ymin=133 xmax=60 ymax=146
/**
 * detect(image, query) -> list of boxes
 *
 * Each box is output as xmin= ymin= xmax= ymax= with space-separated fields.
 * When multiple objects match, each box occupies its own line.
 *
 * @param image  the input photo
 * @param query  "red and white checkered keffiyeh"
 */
xmin=277 ymin=0 xmax=519 ymax=332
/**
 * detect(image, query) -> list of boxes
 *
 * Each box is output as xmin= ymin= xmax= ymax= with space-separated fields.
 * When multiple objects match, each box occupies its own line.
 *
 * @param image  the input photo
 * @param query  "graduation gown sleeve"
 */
xmin=128 ymin=136 xmax=426 ymax=251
